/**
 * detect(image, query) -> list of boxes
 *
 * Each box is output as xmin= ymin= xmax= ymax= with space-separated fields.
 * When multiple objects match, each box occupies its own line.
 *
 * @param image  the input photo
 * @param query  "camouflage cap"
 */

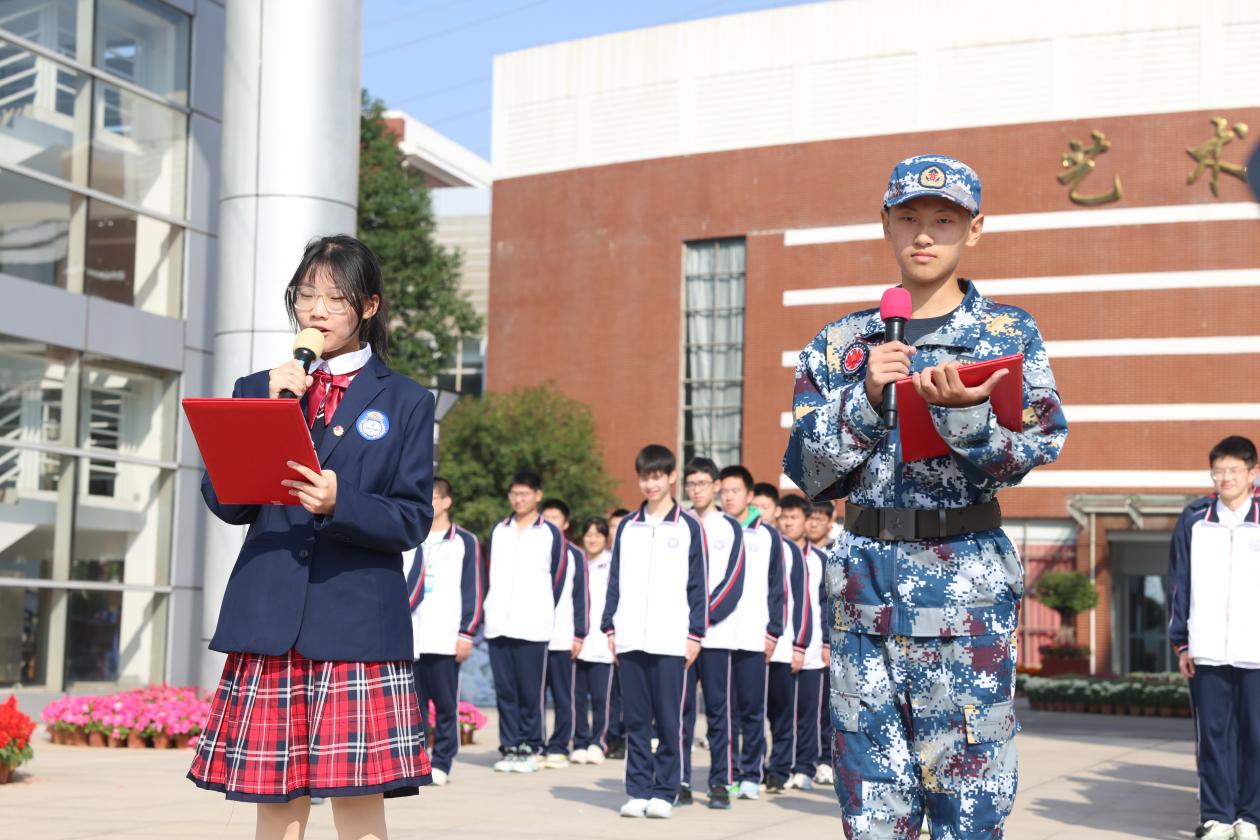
xmin=883 ymin=154 xmax=982 ymax=216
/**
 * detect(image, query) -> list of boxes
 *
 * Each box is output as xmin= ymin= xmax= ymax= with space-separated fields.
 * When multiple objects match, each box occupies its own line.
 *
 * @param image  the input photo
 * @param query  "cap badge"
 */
xmin=919 ymin=166 xmax=946 ymax=188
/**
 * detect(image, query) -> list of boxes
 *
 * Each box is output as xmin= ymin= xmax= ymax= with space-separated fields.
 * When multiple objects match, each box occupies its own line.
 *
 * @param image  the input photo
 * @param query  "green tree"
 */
xmin=358 ymin=93 xmax=482 ymax=383
xmin=439 ymin=383 xmax=618 ymax=541
xmin=1032 ymin=569 xmax=1100 ymax=649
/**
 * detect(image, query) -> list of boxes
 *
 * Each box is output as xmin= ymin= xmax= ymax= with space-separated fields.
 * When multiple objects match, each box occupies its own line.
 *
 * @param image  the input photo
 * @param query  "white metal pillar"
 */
xmin=200 ymin=0 xmax=362 ymax=686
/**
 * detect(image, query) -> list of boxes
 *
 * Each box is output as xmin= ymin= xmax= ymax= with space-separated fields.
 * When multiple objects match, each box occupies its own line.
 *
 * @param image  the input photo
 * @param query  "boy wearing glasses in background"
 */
xmin=483 ymin=470 xmax=567 ymax=774
xmin=1169 ymin=436 xmax=1260 ymax=840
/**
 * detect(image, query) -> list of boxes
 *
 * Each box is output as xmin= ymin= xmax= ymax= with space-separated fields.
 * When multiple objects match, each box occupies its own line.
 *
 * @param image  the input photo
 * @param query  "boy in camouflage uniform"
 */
xmin=782 ymin=155 xmax=1068 ymax=839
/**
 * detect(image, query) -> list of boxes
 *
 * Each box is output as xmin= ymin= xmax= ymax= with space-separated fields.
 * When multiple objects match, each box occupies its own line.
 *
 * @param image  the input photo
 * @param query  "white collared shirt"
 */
xmin=1216 ymin=495 xmax=1251 ymax=529
xmin=313 ymin=342 xmax=373 ymax=377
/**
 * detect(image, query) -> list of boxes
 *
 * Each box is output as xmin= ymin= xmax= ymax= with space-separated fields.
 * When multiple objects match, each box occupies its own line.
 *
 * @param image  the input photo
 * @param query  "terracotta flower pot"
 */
xmin=0 ymin=763 xmax=12 ymax=784
xmin=174 ymin=734 xmax=190 ymax=749
xmin=50 ymin=728 xmax=63 ymax=745
xmin=127 ymin=732 xmax=148 ymax=749
xmin=1100 ymin=704 xmax=1113 ymax=715
xmin=108 ymin=734 xmax=125 ymax=748
xmin=72 ymin=729 xmax=89 ymax=746
xmin=88 ymin=731 xmax=106 ymax=748
xmin=459 ymin=728 xmax=475 ymax=746
xmin=1159 ymin=706 xmax=1173 ymax=717
xmin=153 ymin=734 xmax=172 ymax=750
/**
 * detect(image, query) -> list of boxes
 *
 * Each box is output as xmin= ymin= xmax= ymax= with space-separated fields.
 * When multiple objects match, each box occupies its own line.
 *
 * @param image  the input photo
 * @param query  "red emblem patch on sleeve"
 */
xmin=841 ymin=342 xmax=868 ymax=375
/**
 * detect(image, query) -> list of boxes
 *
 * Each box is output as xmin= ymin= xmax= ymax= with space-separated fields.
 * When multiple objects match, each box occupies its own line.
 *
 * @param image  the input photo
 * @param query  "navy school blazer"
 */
xmin=202 ymin=354 xmax=435 ymax=662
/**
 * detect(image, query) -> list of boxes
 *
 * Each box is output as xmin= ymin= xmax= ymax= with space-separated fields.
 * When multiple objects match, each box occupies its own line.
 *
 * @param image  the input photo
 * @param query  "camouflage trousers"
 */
xmin=828 ymin=631 xmax=1019 ymax=839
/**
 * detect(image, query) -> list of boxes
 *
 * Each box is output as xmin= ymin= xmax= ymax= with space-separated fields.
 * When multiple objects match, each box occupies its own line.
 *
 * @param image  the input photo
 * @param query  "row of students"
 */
xmin=401 ymin=451 xmax=833 ymax=820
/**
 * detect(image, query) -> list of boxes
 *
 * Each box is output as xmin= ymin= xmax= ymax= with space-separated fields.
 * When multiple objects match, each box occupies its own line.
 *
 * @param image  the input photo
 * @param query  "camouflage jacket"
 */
xmin=781 ymin=280 xmax=1068 ymax=638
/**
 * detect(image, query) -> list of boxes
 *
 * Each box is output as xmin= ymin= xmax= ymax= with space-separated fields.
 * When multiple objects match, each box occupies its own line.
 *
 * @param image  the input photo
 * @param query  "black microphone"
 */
xmin=279 ymin=328 xmax=325 ymax=399
xmin=879 ymin=287 xmax=912 ymax=429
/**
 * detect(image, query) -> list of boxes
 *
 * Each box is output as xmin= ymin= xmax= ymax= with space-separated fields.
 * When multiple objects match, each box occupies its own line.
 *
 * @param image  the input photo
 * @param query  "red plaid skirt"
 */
xmin=188 ymin=650 xmax=430 ymax=802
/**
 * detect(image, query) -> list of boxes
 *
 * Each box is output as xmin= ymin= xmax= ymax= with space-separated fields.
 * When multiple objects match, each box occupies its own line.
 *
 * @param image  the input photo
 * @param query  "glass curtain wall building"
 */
xmin=0 ymin=0 xmax=220 ymax=693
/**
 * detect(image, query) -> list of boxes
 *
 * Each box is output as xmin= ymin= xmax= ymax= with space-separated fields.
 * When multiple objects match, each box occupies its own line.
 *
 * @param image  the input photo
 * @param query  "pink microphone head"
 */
xmin=880 ymin=287 xmax=912 ymax=321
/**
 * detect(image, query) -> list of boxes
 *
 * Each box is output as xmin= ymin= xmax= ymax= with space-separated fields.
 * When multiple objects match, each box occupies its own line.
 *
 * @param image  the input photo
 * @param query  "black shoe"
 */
xmin=676 ymin=784 xmax=693 ymax=805
xmin=606 ymin=736 xmax=626 ymax=759
xmin=765 ymin=774 xmax=787 ymax=794
xmin=708 ymin=786 xmax=731 ymax=809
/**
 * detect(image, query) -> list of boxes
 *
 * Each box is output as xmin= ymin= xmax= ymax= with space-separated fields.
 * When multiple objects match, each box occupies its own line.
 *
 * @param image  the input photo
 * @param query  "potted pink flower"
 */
xmin=457 ymin=701 xmax=487 ymax=746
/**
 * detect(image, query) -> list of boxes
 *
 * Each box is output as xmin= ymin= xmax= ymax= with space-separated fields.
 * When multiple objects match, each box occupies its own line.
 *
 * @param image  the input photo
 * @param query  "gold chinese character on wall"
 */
xmin=1058 ymin=130 xmax=1122 ymax=205
xmin=1186 ymin=117 xmax=1249 ymax=197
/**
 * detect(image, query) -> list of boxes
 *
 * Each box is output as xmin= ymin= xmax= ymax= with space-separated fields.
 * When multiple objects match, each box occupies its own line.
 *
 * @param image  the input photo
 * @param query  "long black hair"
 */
xmin=284 ymin=235 xmax=390 ymax=361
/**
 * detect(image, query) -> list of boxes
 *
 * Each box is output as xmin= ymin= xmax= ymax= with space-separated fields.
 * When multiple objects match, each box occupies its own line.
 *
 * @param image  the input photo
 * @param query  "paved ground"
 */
xmin=8 ymin=700 xmax=1199 ymax=839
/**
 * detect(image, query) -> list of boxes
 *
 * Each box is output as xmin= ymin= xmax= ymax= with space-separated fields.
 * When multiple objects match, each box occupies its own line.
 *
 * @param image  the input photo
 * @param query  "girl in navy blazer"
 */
xmin=188 ymin=235 xmax=436 ymax=840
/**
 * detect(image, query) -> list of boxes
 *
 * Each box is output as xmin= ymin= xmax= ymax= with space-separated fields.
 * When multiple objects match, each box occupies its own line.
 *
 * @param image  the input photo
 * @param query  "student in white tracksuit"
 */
xmin=765 ymin=535 xmax=808 ymax=792
xmin=602 ymin=445 xmax=709 ymax=820
xmin=681 ymin=456 xmax=746 ymax=809
xmin=717 ymin=465 xmax=785 ymax=800
xmin=541 ymin=499 xmax=589 ymax=767
xmin=401 ymin=479 xmax=483 ymax=786
xmin=1169 ymin=436 xmax=1260 ymax=840
xmin=775 ymin=493 xmax=833 ymax=790
xmin=483 ymin=470 xmax=566 ymax=773
xmin=573 ymin=517 xmax=615 ymax=764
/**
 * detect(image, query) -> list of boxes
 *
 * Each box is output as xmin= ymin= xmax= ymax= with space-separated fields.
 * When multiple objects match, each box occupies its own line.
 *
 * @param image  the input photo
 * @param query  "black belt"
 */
xmin=844 ymin=500 xmax=1002 ymax=541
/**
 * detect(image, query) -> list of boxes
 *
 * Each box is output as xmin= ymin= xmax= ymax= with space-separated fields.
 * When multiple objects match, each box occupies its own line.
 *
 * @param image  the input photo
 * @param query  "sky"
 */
xmin=360 ymin=0 xmax=822 ymax=162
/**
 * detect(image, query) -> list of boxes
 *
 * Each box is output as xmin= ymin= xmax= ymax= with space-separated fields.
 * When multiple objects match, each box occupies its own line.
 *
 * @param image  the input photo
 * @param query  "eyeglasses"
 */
xmin=1210 ymin=467 xmax=1250 ymax=479
xmin=684 ymin=480 xmax=713 ymax=491
xmin=289 ymin=287 xmax=350 ymax=315
xmin=508 ymin=490 xmax=535 ymax=500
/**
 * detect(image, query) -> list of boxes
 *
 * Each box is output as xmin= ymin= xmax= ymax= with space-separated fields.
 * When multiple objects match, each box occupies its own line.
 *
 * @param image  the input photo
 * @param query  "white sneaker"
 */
xmin=645 ymin=798 xmax=673 ymax=819
xmin=586 ymin=745 xmax=606 ymax=765
xmin=814 ymin=764 xmax=834 ymax=785
xmin=1203 ymin=821 xmax=1236 ymax=839
xmin=543 ymin=752 xmax=570 ymax=769
xmin=737 ymin=780 xmax=760 ymax=800
xmin=430 ymin=767 xmax=449 ymax=786
xmin=492 ymin=751 xmax=517 ymax=773
xmin=787 ymin=772 xmax=813 ymax=790
xmin=513 ymin=751 xmax=539 ymax=773
xmin=620 ymin=798 xmax=650 ymax=817
xmin=570 ymin=747 xmax=589 ymax=764
xmin=1234 ymin=821 xmax=1260 ymax=840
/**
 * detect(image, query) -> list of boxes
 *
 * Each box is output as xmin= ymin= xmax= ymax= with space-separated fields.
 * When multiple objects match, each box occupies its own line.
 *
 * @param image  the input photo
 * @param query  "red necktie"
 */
xmin=306 ymin=368 xmax=358 ymax=427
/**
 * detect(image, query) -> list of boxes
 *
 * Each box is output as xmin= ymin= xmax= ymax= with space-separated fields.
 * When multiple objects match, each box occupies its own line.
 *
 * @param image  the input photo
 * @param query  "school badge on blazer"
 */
xmin=356 ymin=408 xmax=390 ymax=440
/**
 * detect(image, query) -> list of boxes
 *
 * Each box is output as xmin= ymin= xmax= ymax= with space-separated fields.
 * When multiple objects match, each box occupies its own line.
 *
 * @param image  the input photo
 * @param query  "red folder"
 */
xmin=182 ymin=398 xmax=320 ymax=505
xmin=894 ymin=354 xmax=1023 ymax=463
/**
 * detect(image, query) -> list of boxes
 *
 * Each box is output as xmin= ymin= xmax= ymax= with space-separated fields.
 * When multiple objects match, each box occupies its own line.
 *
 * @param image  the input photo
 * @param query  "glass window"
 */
xmin=435 ymin=337 xmax=485 ymax=396
xmin=682 ymin=239 xmax=745 ymax=467
xmin=0 ymin=38 xmax=87 ymax=182
xmin=90 ymin=77 xmax=186 ymax=216
xmin=93 ymin=0 xmax=189 ymax=105
xmin=0 ymin=170 xmax=72 ymax=288
xmin=1125 ymin=574 xmax=1172 ymax=673
xmin=0 ymin=585 xmax=52 ymax=686
xmin=65 ymin=587 xmax=120 ymax=683
xmin=0 ymin=444 xmax=62 ymax=580
xmin=0 ymin=0 xmax=78 ymax=58
xmin=84 ymin=197 xmax=182 ymax=315
xmin=79 ymin=360 xmax=171 ymax=460
xmin=0 ymin=338 xmax=71 ymax=445
xmin=0 ymin=336 xmax=174 ymax=690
